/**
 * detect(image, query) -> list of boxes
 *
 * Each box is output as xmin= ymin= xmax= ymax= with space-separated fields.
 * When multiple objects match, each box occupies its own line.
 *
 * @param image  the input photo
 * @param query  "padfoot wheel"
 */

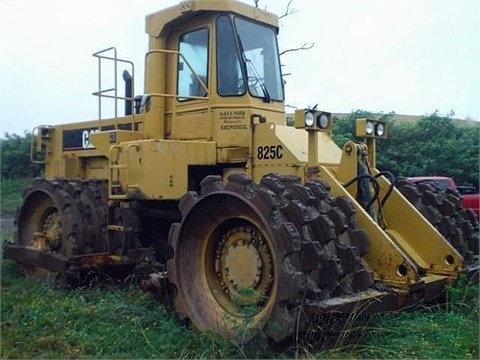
xmin=168 ymin=173 xmax=374 ymax=342
xmin=396 ymin=178 xmax=479 ymax=262
xmin=13 ymin=177 xmax=108 ymax=279
xmin=168 ymin=175 xmax=298 ymax=341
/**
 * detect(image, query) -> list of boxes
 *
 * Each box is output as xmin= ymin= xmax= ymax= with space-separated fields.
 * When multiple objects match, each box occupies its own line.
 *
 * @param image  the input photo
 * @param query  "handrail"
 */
xmin=143 ymin=49 xmax=210 ymax=131
xmin=108 ymin=145 xmax=126 ymax=199
xmin=92 ymin=47 xmax=136 ymax=131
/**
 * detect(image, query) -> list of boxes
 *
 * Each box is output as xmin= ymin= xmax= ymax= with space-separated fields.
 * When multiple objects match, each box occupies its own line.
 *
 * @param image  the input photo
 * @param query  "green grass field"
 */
xmin=0 ymin=178 xmax=30 ymax=217
xmin=1 ymin=178 xmax=479 ymax=358
xmin=1 ymin=258 xmax=477 ymax=359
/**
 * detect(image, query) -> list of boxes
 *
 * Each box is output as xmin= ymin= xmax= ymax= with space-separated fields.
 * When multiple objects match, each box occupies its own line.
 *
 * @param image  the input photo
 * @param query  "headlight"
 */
xmin=355 ymin=118 xmax=388 ymax=139
xmin=376 ymin=123 xmax=384 ymax=137
xmin=317 ymin=113 xmax=329 ymax=129
xmin=305 ymin=112 xmax=315 ymax=127
xmin=365 ymin=121 xmax=374 ymax=135
xmin=294 ymin=109 xmax=332 ymax=131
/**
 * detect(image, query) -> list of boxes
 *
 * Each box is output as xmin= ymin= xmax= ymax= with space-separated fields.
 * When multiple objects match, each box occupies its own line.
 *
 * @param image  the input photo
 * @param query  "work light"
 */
xmin=365 ymin=121 xmax=374 ymax=135
xmin=317 ymin=113 xmax=330 ymax=129
xmin=295 ymin=109 xmax=332 ymax=131
xmin=376 ymin=123 xmax=385 ymax=137
xmin=305 ymin=112 xmax=315 ymax=127
xmin=356 ymin=118 xmax=388 ymax=138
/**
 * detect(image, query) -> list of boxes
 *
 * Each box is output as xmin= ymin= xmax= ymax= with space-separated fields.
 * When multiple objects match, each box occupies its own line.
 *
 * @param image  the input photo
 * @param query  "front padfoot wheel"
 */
xmin=168 ymin=173 xmax=374 ymax=342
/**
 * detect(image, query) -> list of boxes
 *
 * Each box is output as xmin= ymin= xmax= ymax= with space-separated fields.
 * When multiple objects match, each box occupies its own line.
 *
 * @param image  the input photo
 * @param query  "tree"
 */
xmin=332 ymin=110 xmax=480 ymax=187
xmin=0 ymin=132 xmax=43 ymax=179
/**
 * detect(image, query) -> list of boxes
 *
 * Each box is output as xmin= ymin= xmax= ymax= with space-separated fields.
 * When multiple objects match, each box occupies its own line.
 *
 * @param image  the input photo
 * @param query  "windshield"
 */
xmin=216 ymin=15 xmax=283 ymax=102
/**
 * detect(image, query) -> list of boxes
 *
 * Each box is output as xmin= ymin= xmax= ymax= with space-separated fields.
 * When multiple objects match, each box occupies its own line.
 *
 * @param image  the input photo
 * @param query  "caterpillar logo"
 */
xmin=82 ymin=129 xmax=99 ymax=149
xmin=62 ymin=123 xmax=138 ymax=151
xmin=63 ymin=128 xmax=99 ymax=150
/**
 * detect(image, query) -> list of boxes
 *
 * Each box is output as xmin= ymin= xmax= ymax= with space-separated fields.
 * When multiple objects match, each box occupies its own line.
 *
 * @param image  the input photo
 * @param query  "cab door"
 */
xmin=165 ymin=20 xmax=213 ymax=140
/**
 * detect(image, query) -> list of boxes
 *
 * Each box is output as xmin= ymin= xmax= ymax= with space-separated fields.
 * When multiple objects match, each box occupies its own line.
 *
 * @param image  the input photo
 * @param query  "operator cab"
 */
xmin=143 ymin=0 xmax=285 ymax=141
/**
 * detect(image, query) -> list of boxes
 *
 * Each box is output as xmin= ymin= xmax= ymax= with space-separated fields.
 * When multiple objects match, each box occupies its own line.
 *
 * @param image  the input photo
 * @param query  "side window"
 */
xmin=177 ymin=28 xmax=209 ymax=100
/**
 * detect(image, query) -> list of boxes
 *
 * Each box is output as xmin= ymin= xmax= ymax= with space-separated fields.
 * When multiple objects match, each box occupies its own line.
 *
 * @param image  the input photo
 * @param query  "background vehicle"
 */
xmin=408 ymin=176 xmax=479 ymax=217
xmin=461 ymin=192 xmax=480 ymax=217
xmin=3 ymin=0 xmax=478 ymax=342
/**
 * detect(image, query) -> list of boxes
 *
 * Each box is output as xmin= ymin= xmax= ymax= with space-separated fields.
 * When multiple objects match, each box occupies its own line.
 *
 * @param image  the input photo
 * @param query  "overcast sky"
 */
xmin=1 ymin=0 xmax=479 ymax=136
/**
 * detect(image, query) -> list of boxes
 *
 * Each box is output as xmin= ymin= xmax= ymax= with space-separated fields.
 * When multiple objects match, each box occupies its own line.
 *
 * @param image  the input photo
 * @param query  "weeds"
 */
xmin=445 ymin=273 xmax=479 ymax=314
xmin=0 ymin=259 xmax=274 ymax=359
xmin=349 ymin=276 xmax=480 ymax=360
xmin=1 ymin=257 xmax=479 ymax=359
xmin=0 ymin=178 xmax=30 ymax=217
xmin=2 ymin=253 xmax=479 ymax=359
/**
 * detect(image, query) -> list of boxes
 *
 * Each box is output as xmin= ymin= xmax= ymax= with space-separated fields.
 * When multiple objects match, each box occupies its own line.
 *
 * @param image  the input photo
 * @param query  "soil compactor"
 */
xmin=4 ymin=0 xmax=479 ymax=342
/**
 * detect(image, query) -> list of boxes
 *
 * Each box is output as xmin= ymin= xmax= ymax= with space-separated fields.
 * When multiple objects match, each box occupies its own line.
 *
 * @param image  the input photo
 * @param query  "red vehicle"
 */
xmin=408 ymin=176 xmax=480 ymax=217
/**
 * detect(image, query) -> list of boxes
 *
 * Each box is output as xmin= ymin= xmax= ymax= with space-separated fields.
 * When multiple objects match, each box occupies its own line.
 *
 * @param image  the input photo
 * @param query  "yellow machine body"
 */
xmin=11 ymin=0 xmax=477 ymax=343
xmin=30 ymin=0 xmax=463 ymax=291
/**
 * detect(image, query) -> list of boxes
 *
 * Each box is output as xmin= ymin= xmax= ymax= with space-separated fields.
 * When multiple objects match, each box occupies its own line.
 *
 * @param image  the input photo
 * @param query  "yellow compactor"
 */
xmin=4 ymin=0 xmax=478 ymax=341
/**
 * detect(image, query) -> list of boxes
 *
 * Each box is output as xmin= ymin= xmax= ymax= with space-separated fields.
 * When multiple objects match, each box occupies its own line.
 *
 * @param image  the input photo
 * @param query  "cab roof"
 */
xmin=146 ymin=0 xmax=279 ymax=37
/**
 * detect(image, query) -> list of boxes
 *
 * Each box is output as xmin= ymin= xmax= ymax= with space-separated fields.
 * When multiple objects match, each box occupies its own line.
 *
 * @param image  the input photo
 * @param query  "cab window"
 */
xmin=216 ymin=15 xmax=245 ymax=96
xmin=216 ymin=15 xmax=284 ymax=101
xmin=177 ymin=28 xmax=209 ymax=100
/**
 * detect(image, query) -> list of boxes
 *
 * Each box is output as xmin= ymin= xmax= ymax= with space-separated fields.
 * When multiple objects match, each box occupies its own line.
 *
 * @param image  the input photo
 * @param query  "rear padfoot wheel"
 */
xmin=13 ymin=177 xmax=108 ymax=279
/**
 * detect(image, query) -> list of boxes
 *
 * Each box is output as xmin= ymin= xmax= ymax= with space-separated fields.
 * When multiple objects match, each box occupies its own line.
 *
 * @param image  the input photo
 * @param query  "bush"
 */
xmin=1 ymin=132 xmax=43 ymax=179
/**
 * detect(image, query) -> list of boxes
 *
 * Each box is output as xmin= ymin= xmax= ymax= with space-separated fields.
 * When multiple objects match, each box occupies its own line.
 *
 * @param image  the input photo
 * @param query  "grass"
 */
xmin=1 ymin=177 xmax=479 ymax=358
xmin=352 ymin=279 xmax=479 ymax=359
xmin=0 ymin=177 xmax=30 ymax=217
xmin=0 ymin=259 xmax=272 ymax=359
xmin=1 ymin=253 xmax=478 ymax=359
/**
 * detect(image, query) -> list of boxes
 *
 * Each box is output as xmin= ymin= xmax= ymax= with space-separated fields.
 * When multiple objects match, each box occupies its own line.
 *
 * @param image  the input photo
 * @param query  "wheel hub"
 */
xmin=225 ymin=239 xmax=262 ymax=289
xmin=31 ymin=212 xmax=61 ymax=251
xmin=215 ymin=226 xmax=273 ymax=307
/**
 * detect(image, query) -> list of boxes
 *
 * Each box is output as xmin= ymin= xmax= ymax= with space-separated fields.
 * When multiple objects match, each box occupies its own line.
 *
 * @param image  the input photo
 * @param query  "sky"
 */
xmin=1 ymin=0 xmax=479 ymax=136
